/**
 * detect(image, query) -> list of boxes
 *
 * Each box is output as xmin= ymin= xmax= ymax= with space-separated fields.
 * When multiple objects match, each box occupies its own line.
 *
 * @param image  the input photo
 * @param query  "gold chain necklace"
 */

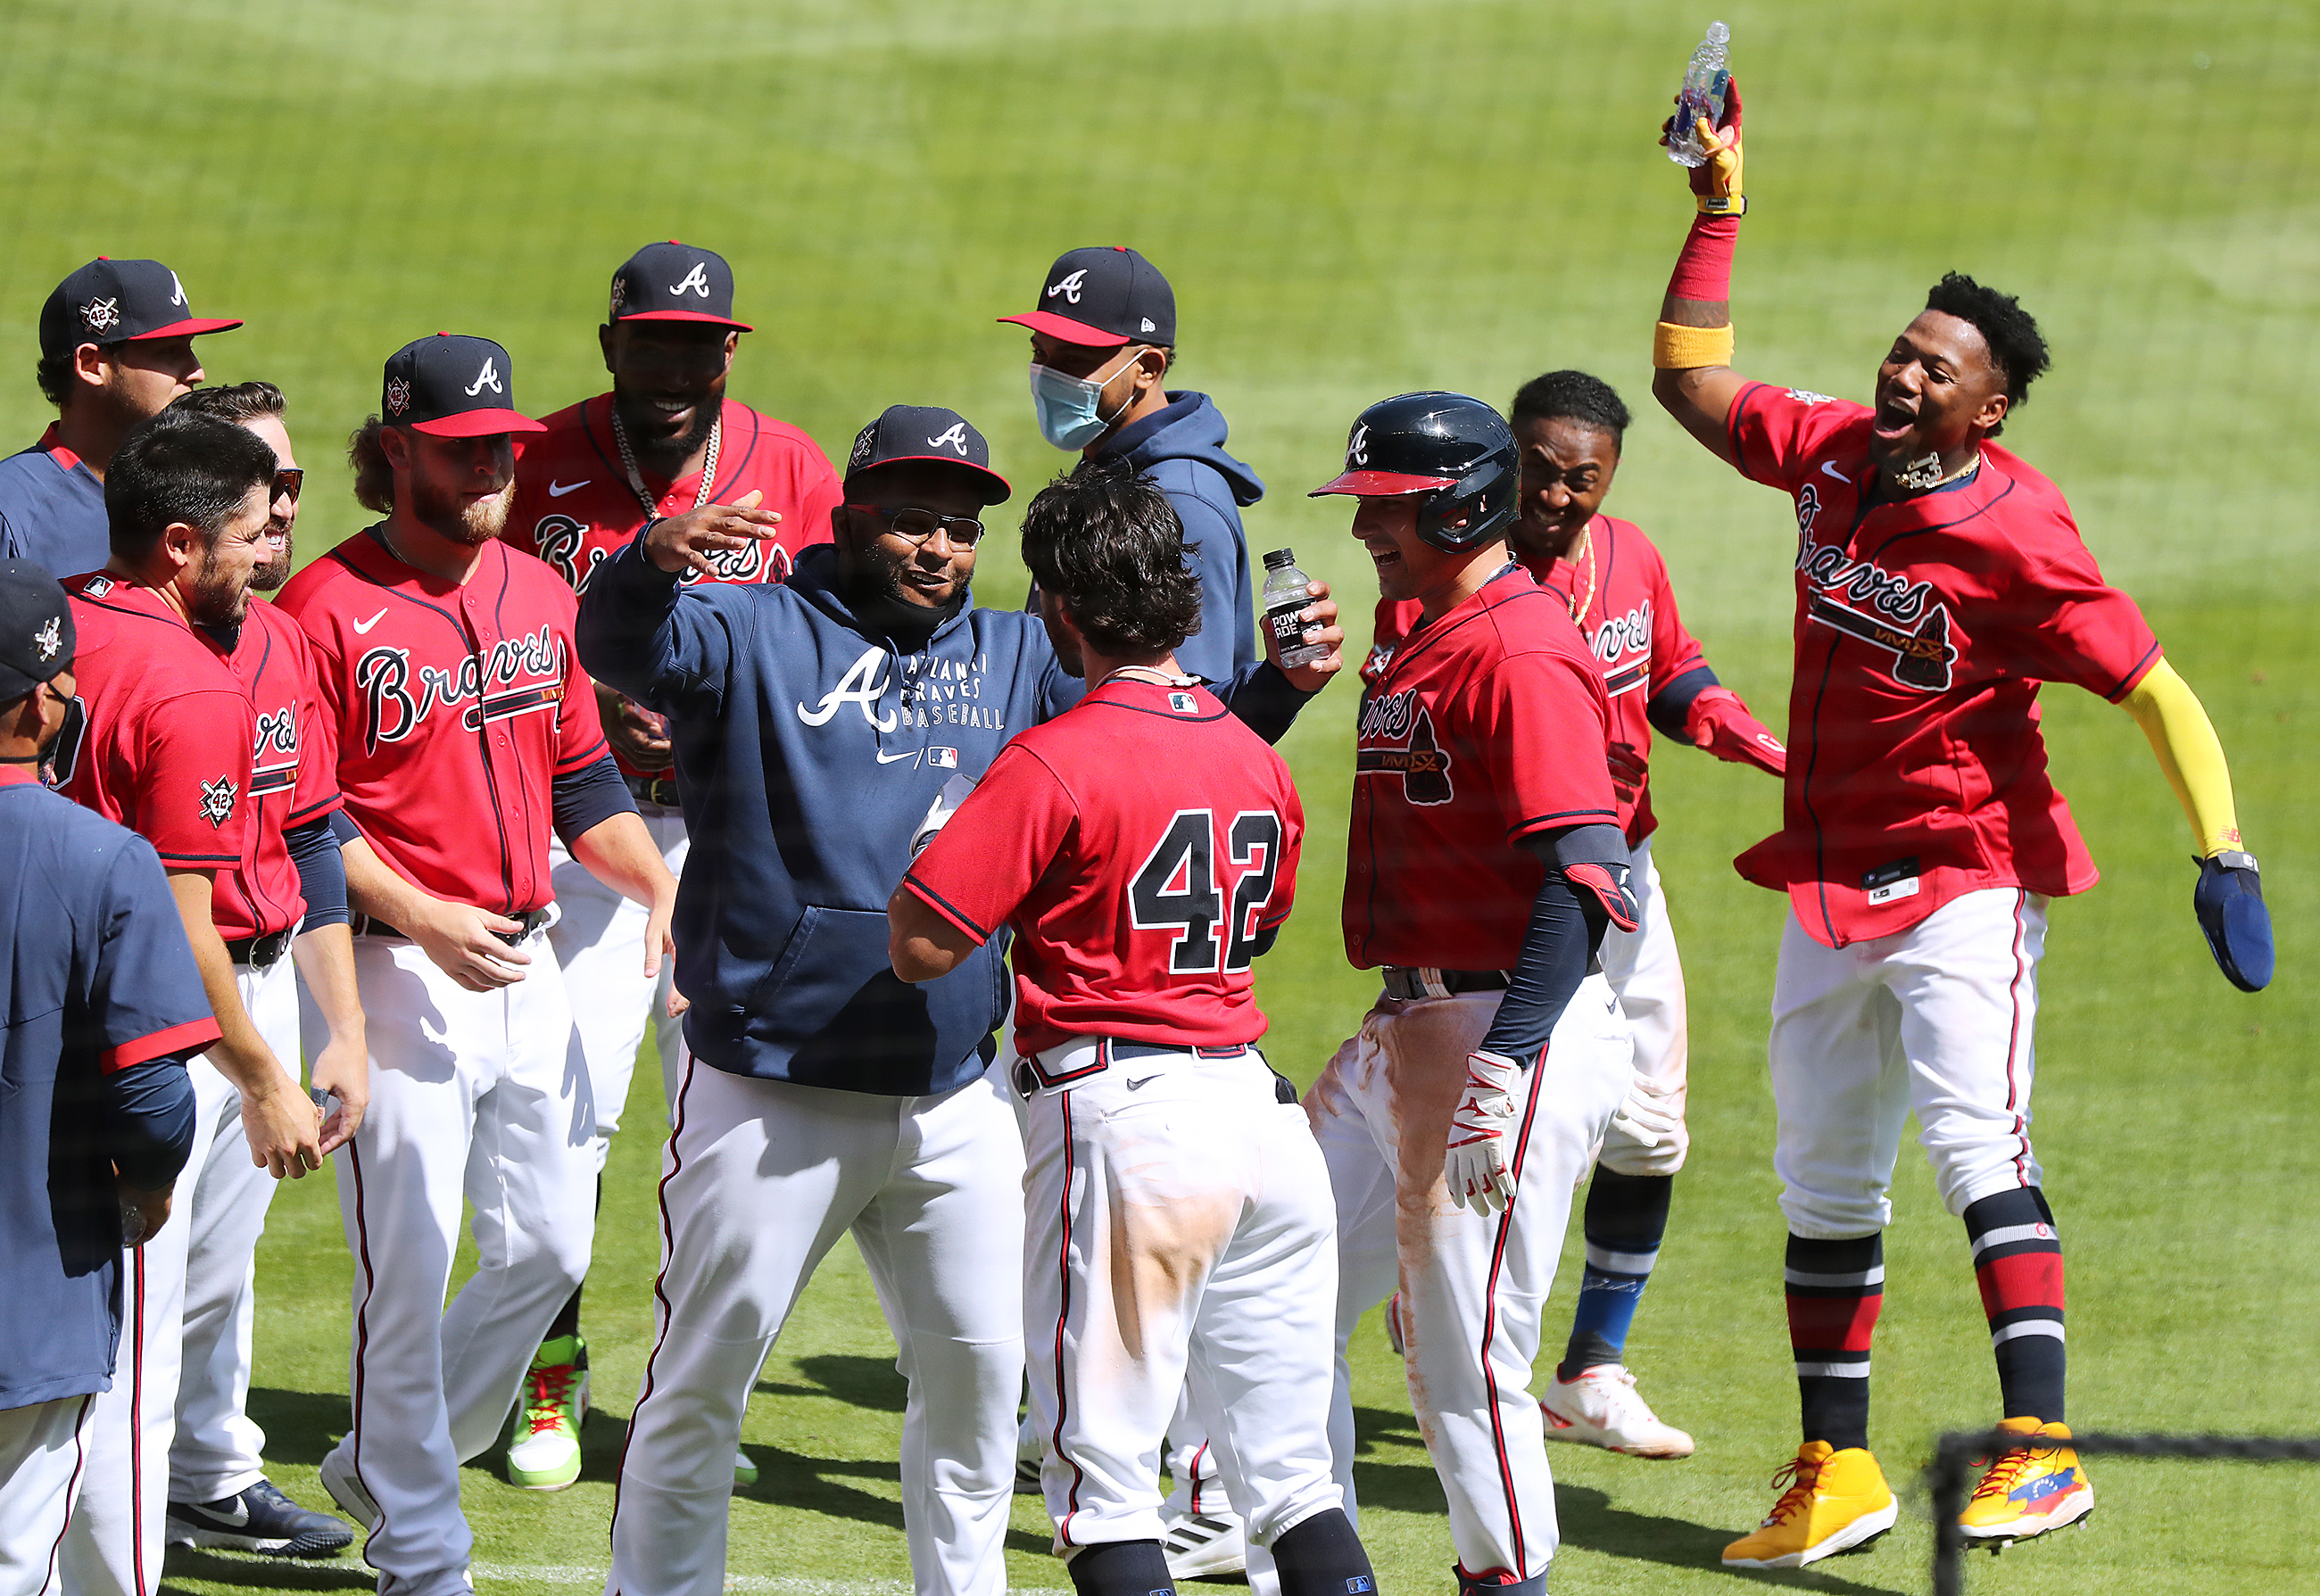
xmin=1568 ymin=519 xmax=1600 ymax=624
xmin=609 ymin=400 xmax=720 ymax=520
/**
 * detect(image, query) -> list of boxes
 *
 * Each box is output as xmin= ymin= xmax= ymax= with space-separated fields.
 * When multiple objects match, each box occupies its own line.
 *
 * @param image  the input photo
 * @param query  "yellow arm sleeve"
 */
xmin=2121 ymin=657 xmax=2242 ymax=856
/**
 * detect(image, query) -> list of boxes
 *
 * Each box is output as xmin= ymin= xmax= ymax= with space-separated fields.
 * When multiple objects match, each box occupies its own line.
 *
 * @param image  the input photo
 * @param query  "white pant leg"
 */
xmin=1770 ymin=891 xmax=2047 ymax=1238
xmin=60 ymin=1057 xmax=235 ymax=1596
xmin=170 ymin=955 xmax=300 ymax=1503
xmin=0 ymin=1397 xmax=95 ymax=1596
xmin=322 ymin=931 xmax=592 ymax=1596
xmin=850 ymin=1063 xmax=1025 ymax=1596
xmin=547 ymin=815 xmax=687 ymax=1157
xmin=1596 ymin=839 xmax=1690 ymax=1177
xmin=1162 ymin=1392 xmax=1220 ymax=1507
xmin=609 ymin=1064 xmax=907 ymax=1596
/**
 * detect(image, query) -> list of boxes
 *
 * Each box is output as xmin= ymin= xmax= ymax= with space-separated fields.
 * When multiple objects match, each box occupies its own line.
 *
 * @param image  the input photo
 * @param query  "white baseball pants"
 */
xmin=62 ymin=954 xmax=298 ymax=1596
xmin=1769 ymin=888 xmax=2049 ymax=1238
xmin=319 ymin=926 xmax=594 ymax=1596
xmin=0 ymin=1397 xmax=93 ymax=1596
xmin=609 ymin=1059 xmax=1023 ymax=1596
xmin=1595 ymin=837 xmax=1690 ymax=1177
xmin=545 ymin=807 xmax=688 ymax=1152
xmin=1023 ymin=1042 xmax=1344 ymax=1556
xmin=1307 ymin=977 xmax=1631 ymax=1584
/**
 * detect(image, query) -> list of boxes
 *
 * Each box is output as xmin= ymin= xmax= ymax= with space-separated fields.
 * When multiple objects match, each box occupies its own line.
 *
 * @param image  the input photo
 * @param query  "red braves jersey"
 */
xmin=1374 ymin=517 xmax=1708 ymax=845
xmin=274 ymin=530 xmax=610 ymax=916
xmin=210 ymin=601 xmax=342 ymax=942
xmin=56 ymin=573 xmax=254 ymax=877
xmin=1346 ymin=567 xmax=1617 ymax=971
xmin=1725 ymin=382 xmax=2162 ymax=947
xmin=903 ymin=678 xmax=1303 ymax=1056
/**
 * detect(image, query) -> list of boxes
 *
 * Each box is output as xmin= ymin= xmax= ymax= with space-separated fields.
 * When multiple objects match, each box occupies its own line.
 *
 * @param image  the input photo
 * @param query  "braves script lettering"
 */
xmin=358 ymin=624 xmax=564 ymax=750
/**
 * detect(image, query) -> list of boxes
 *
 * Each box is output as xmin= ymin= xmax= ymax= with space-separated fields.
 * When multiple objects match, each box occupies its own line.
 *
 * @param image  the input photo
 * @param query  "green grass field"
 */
xmin=3 ymin=1 xmax=2314 ymax=1591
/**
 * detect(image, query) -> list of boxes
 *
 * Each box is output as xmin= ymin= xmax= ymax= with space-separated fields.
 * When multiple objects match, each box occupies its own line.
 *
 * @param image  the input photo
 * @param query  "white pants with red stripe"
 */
xmin=319 ymin=926 xmax=593 ymax=1596
xmin=1306 ymin=977 xmax=1630 ymax=1584
xmin=1595 ymin=837 xmax=1690 ymax=1177
xmin=0 ymin=1396 xmax=94 ymax=1596
xmin=62 ymin=954 xmax=298 ymax=1596
xmin=545 ymin=806 xmax=688 ymax=1154
xmin=609 ymin=1058 xmax=1023 ymax=1596
xmin=1024 ymin=1040 xmax=1344 ymax=1558
xmin=1769 ymin=889 xmax=2048 ymax=1238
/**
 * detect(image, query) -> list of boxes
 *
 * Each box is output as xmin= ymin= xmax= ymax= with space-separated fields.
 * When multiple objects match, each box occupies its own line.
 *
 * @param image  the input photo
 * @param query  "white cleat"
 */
xmin=1162 ymin=1508 xmax=1247 ymax=1580
xmin=318 ymin=1449 xmax=381 ymax=1533
xmin=1539 ymin=1364 xmax=1694 ymax=1459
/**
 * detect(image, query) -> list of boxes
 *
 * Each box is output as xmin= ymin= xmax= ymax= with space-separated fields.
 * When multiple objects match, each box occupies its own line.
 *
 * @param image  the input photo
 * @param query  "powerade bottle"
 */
xmin=1261 ymin=549 xmax=1328 ymax=670
xmin=1666 ymin=21 xmax=1731 ymax=168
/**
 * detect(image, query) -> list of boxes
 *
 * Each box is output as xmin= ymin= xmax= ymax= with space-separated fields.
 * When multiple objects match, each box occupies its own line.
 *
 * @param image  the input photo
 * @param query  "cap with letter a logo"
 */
xmin=998 ymin=245 xmax=1174 ymax=349
xmin=607 ymin=241 xmax=753 ymax=333
xmin=842 ymin=405 xmax=1011 ymax=505
xmin=38 ymin=258 xmax=243 ymax=359
xmin=379 ymin=334 xmax=547 ymax=438
xmin=0 ymin=558 xmax=77 ymax=701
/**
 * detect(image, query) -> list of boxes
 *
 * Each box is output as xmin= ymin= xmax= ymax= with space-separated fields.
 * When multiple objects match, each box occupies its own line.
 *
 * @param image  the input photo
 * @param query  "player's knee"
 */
xmin=1598 ymin=1121 xmax=1689 ymax=1177
xmin=1777 ymin=1182 xmax=1889 ymax=1239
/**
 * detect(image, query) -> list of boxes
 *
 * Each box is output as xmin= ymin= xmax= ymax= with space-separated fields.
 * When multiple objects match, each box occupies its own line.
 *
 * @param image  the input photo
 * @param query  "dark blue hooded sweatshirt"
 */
xmin=577 ymin=539 xmax=1309 ymax=1097
xmin=1090 ymin=392 xmax=1264 ymax=686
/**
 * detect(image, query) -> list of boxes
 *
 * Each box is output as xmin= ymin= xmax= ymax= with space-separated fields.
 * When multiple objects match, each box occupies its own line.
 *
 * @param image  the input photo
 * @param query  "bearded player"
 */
xmin=1652 ymin=84 xmax=2272 ymax=1568
xmin=1305 ymin=393 xmax=1636 ymax=1596
xmin=276 ymin=335 xmax=677 ymax=1596
xmin=504 ymin=241 xmax=840 ymax=1492
xmin=891 ymin=463 xmax=1376 ymax=1596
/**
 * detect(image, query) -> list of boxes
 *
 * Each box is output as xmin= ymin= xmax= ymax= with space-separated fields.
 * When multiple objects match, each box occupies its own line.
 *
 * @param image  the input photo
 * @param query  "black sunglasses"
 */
xmin=273 ymin=467 xmax=304 ymax=502
xmin=851 ymin=503 xmax=985 ymax=548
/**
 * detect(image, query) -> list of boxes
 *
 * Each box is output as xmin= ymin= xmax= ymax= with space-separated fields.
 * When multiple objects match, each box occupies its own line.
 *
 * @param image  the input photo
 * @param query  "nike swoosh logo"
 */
xmin=547 ymin=479 xmax=591 ymax=498
xmin=1125 ymin=1074 xmax=1160 ymax=1091
xmin=874 ymin=749 xmax=920 ymax=764
xmin=352 ymin=608 xmax=389 ymax=634
xmin=1820 ymin=462 xmax=1851 ymax=484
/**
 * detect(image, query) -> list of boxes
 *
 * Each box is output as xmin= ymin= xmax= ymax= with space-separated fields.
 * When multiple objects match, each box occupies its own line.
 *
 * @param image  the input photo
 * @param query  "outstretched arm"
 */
xmin=2122 ymin=659 xmax=2271 ymax=990
xmin=1651 ymin=81 xmax=1752 ymax=461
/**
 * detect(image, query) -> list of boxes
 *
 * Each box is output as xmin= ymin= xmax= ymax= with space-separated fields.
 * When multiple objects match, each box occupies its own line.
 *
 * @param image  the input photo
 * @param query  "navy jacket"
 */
xmin=579 ymin=541 xmax=1309 ymax=1097
xmin=1091 ymin=393 xmax=1264 ymax=686
xmin=0 ymin=433 xmax=109 ymax=580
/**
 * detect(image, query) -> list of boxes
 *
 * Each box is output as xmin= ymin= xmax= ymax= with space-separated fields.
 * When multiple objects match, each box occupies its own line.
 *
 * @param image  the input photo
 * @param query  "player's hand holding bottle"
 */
xmin=1662 ymin=77 xmax=1744 ymax=217
xmin=642 ymin=489 xmax=784 ymax=578
xmin=1264 ymin=576 xmax=1346 ymax=693
xmin=1445 ymin=1049 xmax=1526 ymax=1216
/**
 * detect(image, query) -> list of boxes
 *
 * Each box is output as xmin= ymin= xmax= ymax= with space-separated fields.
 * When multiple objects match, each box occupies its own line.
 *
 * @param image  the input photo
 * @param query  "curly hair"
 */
xmin=1924 ymin=272 xmax=2050 ymax=434
xmin=1020 ymin=459 xmax=1201 ymax=657
xmin=347 ymin=417 xmax=394 ymax=514
xmin=1508 ymin=369 xmax=1633 ymax=447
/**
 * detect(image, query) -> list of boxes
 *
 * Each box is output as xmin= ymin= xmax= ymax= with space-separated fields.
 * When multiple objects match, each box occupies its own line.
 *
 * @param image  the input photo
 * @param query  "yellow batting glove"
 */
xmin=1695 ymin=112 xmax=1744 ymax=217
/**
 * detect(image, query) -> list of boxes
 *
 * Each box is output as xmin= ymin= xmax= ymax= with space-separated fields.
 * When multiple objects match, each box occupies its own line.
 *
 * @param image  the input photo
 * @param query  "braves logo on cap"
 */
xmin=34 ymin=616 xmax=62 ymax=662
xmin=198 ymin=773 xmax=239 ymax=829
xmin=167 ymin=272 xmax=186 ymax=308
xmin=385 ymin=378 xmax=411 ymax=416
xmin=1348 ymin=422 xmax=1371 ymax=467
xmin=1046 ymin=269 xmax=1089 ymax=304
xmin=670 ymin=261 xmax=712 ymax=298
xmin=81 ymin=297 xmax=120 ymax=334
xmin=464 ymin=357 xmax=503 ymax=397
xmin=927 ymin=423 xmax=970 ymax=456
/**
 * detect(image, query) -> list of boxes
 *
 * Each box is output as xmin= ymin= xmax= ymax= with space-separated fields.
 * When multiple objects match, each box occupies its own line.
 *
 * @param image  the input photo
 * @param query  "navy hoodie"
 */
xmin=578 ymin=539 xmax=1310 ymax=1097
xmin=1090 ymin=392 xmax=1263 ymax=686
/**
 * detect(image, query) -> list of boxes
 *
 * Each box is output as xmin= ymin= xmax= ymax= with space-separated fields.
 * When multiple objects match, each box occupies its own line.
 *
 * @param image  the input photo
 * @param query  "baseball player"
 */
xmin=1652 ymin=84 xmax=2271 ymax=1567
xmin=890 ymin=462 xmax=1377 ymax=1596
xmin=274 ymin=335 xmax=677 ymax=1596
xmin=0 ymin=559 xmax=206 ymax=1596
xmin=504 ymin=243 xmax=840 ymax=1490
xmin=1369 ymin=369 xmax=1786 ymax=1460
xmin=576 ymin=405 xmax=1338 ymax=1596
xmin=0 ymin=260 xmax=240 ymax=578
xmin=1304 ymin=392 xmax=1637 ymax=1596
xmin=49 ymin=411 xmax=350 ymax=1596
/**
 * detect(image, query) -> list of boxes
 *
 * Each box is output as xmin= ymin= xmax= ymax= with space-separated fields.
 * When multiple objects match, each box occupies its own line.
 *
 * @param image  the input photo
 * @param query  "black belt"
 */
xmin=626 ymin=774 xmax=682 ymax=808
xmin=223 ymin=928 xmax=295 ymax=970
xmin=353 ymin=907 xmax=549 ymax=946
xmin=1381 ymin=966 xmax=1511 ymax=1001
xmin=1108 ymin=1042 xmax=1254 ymax=1063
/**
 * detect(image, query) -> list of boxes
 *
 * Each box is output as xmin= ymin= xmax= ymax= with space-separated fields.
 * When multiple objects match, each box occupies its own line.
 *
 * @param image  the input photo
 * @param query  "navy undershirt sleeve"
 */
xmin=105 ymin=1058 xmax=199 ymax=1191
xmin=326 ymin=808 xmax=361 ymax=847
xmin=1645 ymin=662 xmax=1720 ymax=742
xmin=1216 ymin=659 xmax=1312 ymax=746
xmin=552 ymin=753 xmax=639 ymax=848
xmin=1476 ymin=869 xmax=1610 ymax=1066
xmin=286 ymin=815 xmax=348 ymax=930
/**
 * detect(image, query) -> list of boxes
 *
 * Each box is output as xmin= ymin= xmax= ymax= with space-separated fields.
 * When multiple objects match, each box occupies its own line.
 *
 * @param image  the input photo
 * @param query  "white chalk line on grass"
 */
xmin=468 ymin=1566 xmax=1073 ymax=1595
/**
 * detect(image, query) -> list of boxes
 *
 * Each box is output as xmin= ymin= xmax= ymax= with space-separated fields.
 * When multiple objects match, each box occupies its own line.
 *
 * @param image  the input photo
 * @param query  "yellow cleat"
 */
xmin=1958 ymin=1418 xmax=2094 ymax=1547
xmin=1722 ymin=1441 xmax=1897 ymax=1569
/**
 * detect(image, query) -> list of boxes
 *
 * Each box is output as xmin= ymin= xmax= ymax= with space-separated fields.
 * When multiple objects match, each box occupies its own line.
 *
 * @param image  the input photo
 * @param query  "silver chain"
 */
xmin=609 ymin=401 xmax=720 ymax=520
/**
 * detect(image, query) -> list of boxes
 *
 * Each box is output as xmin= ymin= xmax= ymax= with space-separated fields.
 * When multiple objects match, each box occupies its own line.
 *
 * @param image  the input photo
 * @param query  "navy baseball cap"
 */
xmin=0 ymin=558 xmax=75 ymax=702
xmin=609 ymin=242 xmax=752 ymax=333
xmin=998 ymin=246 xmax=1175 ymax=349
xmin=380 ymin=334 xmax=545 ymax=439
xmin=844 ymin=406 xmax=1011 ymax=506
xmin=39 ymin=258 xmax=242 ymax=359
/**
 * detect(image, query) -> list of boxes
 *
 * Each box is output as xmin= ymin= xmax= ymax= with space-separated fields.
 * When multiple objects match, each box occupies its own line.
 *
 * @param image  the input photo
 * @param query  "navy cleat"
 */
xmin=165 ymin=1478 xmax=354 ymax=1558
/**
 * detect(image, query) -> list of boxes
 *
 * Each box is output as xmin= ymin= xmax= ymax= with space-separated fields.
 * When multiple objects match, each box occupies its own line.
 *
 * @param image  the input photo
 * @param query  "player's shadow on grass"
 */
xmin=756 ymin=1352 xmax=907 ymax=1413
xmin=161 ymin=1548 xmax=377 ymax=1595
xmin=243 ymin=1386 xmax=352 ymax=1466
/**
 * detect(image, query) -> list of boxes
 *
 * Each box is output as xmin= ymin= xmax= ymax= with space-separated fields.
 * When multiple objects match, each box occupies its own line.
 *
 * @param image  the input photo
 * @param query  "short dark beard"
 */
xmin=613 ymin=388 xmax=719 ymax=477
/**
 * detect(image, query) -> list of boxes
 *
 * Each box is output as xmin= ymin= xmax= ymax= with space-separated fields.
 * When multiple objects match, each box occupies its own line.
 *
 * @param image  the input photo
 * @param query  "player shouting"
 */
xmin=1651 ymin=82 xmax=2272 ymax=1568
xmin=577 ymin=405 xmax=1338 ymax=1596
xmin=1305 ymin=392 xmax=1637 ymax=1596
xmin=890 ymin=463 xmax=1377 ymax=1596
xmin=276 ymin=335 xmax=677 ymax=1596
xmin=504 ymin=241 xmax=841 ymax=1492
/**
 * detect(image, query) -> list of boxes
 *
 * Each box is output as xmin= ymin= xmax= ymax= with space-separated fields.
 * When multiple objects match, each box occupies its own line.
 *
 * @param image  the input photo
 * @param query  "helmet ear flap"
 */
xmin=1415 ymin=455 xmax=1517 ymax=551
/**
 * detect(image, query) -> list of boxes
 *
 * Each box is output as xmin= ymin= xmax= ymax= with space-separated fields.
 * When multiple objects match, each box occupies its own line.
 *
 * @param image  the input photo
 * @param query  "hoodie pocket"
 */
xmin=742 ymin=906 xmax=999 ymax=1088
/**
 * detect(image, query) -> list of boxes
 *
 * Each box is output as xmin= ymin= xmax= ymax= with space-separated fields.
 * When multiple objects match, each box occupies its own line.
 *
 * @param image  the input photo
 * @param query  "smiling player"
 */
xmin=1652 ymin=82 xmax=2272 ymax=1568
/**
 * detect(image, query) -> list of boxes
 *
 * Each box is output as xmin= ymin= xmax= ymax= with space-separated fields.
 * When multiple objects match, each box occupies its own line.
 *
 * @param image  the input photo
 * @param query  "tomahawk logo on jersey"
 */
xmin=902 ymin=677 xmax=1304 ymax=1061
xmin=275 ymin=531 xmax=609 ymax=915
xmin=1723 ymin=381 xmax=2164 ymax=946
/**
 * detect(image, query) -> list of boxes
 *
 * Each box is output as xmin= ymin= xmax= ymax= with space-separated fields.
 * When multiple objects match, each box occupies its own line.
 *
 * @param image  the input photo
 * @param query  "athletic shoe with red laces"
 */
xmin=1957 ymin=1418 xmax=2094 ymax=1546
xmin=1539 ymin=1364 xmax=1694 ymax=1459
xmin=1721 ymin=1440 xmax=1896 ymax=1568
xmin=507 ymin=1334 xmax=589 ymax=1491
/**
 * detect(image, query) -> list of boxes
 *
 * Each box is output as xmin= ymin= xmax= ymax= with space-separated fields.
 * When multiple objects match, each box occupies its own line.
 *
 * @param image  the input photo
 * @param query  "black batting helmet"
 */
xmin=1309 ymin=392 xmax=1518 ymax=551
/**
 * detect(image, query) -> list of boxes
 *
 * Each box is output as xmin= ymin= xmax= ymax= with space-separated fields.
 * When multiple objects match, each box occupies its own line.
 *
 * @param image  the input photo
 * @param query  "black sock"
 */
xmin=1066 ymin=1540 xmax=1174 ymax=1596
xmin=1270 ymin=1509 xmax=1376 ymax=1596
xmin=545 ymin=1282 xmax=582 ymax=1344
xmin=1963 ymin=1187 xmax=2066 ymax=1423
xmin=1559 ymin=1167 xmax=1674 ymax=1380
xmin=1786 ymin=1231 xmax=1882 ymax=1452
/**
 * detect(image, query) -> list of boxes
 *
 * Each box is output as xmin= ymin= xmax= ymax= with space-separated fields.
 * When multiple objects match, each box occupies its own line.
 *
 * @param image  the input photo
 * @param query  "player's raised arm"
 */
xmin=1651 ymin=80 xmax=1751 ymax=463
xmin=574 ymin=491 xmax=781 ymax=707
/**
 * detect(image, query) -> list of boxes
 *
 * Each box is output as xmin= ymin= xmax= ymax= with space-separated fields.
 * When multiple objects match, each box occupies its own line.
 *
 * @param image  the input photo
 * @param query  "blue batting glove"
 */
xmin=2194 ymin=851 xmax=2273 ymax=993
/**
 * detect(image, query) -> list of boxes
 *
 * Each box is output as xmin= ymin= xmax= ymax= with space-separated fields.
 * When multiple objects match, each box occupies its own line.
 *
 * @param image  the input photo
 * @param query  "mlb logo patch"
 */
xmin=82 ymin=575 xmax=113 ymax=598
xmin=1169 ymin=691 xmax=1197 ymax=715
xmin=928 ymin=747 xmax=958 ymax=768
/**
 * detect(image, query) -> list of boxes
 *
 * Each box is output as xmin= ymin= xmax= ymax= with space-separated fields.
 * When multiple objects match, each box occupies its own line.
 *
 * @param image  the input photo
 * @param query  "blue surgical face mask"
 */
xmin=1028 ymin=348 xmax=1142 ymax=451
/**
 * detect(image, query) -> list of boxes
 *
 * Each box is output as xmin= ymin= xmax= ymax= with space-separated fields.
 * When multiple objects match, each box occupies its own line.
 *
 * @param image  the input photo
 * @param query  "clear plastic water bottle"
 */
xmin=1261 ymin=548 xmax=1328 ymax=670
xmin=1666 ymin=21 xmax=1732 ymax=168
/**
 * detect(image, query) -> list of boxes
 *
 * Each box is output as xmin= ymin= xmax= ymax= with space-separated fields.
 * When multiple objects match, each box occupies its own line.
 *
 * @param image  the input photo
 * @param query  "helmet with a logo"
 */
xmin=1308 ymin=391 xmax=1518 ymax=551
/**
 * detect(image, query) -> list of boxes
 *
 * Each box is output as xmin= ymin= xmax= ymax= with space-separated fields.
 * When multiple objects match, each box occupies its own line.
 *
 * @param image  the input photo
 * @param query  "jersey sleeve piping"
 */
xmin=2100 ymin=639 xmax=2165 ymax=704
xmin=1505 ymin=805 xmax=1620 ymax=842
xmin=1725 ymin=380 xmax=1772 ymax=480
xmin=899 ymin=872 xmax=994 ymax=946
xmin=102 ymin=1016 xmax=220 ymax=1075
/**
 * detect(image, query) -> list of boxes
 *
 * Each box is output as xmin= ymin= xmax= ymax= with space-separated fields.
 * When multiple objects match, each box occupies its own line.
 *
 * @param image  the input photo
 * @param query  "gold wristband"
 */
xmin=1696 ymin=194 xmax=1746 ymax=218
xmin=1653 ymin=320 xmax=1735 ymax=370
